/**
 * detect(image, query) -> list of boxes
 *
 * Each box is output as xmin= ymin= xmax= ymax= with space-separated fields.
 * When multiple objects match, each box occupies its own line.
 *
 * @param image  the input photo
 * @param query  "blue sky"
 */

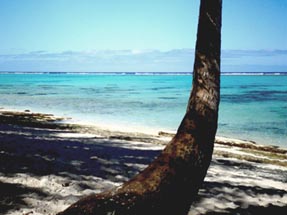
xmin=0 ymin=0 xmax=286 ymax=72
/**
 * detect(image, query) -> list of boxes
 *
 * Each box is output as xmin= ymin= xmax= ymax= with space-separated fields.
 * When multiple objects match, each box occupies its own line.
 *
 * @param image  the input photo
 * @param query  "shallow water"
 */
xmin=0 ymin=73 xmax=286 ymax=148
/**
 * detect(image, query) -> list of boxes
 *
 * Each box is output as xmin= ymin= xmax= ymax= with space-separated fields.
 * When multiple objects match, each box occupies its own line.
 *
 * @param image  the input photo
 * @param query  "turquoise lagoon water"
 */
xmin=0 ymin=73 xmax=286 ymax=148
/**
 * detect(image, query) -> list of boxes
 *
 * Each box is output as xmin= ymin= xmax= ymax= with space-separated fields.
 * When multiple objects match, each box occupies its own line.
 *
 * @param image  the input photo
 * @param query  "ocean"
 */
xmin=0 ymin=72 xmax=286 ymax=148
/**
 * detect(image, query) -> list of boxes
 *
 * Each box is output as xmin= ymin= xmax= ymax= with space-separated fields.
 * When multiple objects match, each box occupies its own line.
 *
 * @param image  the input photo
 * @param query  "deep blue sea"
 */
xmin=0 ymin=72 xmax=286 ymax=148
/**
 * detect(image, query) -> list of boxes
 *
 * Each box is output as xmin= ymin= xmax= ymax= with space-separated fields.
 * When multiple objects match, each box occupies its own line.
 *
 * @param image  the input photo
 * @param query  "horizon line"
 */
xmin=0 ymin=71 xmax=286 ymax=75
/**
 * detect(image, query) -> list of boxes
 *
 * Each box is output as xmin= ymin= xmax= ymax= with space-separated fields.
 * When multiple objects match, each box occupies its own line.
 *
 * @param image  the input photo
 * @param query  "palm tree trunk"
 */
xmin=57 ymin=0 xmax=222 ymax=214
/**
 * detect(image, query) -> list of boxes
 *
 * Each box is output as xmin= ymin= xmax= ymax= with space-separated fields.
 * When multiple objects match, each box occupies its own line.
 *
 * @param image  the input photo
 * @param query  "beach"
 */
xmin=0 ymin=109 xmax=286 ymax=215
xmin=1 ymin=0 xmax=287 ymax=213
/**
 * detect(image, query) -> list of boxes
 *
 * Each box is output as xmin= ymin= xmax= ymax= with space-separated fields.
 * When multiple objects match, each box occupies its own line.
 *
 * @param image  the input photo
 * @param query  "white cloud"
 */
xmin=0 ymin=49 xmax=286 ymax=72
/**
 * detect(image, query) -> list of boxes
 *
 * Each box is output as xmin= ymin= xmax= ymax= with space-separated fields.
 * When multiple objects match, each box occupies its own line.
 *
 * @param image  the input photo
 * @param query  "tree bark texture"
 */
xmin=57 ymin=0 xmax=222 ymax=214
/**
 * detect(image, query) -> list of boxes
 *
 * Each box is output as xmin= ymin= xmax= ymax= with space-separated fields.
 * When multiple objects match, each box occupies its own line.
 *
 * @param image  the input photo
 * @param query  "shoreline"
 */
xmin=0 ymin=109 xmax=287 ymax=214
xmin=1 ymin=108 xmax=286 ymax=153
xmin=2 ymin=104 xmax=285 ymax=149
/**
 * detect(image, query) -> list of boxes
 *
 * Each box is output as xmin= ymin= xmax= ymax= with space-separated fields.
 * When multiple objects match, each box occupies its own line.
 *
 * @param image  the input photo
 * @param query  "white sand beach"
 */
xmin=0 ymin=110 xmax=286 ymax=215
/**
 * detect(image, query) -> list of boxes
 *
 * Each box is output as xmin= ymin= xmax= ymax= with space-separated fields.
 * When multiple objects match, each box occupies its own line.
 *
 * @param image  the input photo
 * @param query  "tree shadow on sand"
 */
xmin=197 ymin=182 xmax=287 ymax=214
xmin=0 ymin=124 xmax=161 ymax=181
xmin=0 ymin=181 xmax=48 ymax=214
xmin=1 ymin=124 xmax=287 ymax=214
xmin=189 ymin=158 xmax=287 ymax=214
xmin=0 ymin=124 xmax=162 ymax=213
